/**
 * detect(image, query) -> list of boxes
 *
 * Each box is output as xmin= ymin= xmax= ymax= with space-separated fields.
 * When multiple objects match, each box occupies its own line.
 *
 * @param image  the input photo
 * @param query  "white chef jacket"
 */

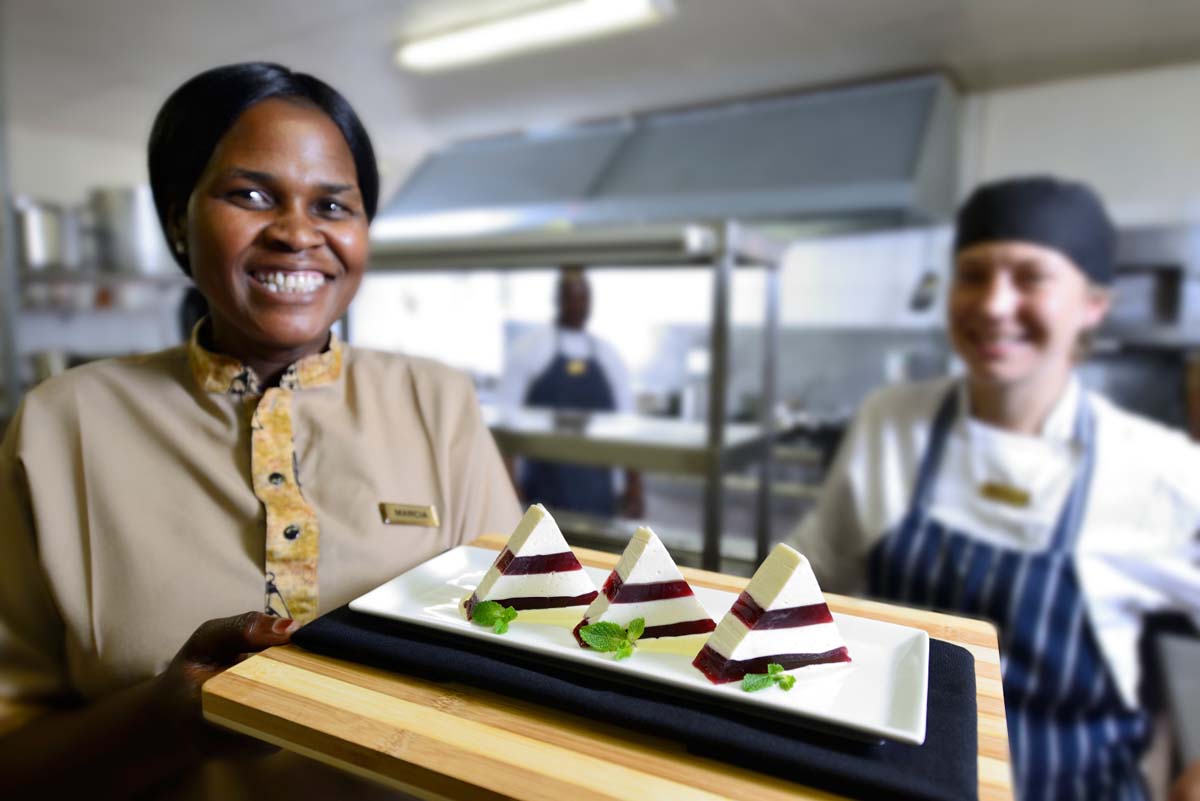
xmin=498 ymin=327 xmax=635 ymax=414
xmin=791 ymin=375 xmax=1200 ymax=711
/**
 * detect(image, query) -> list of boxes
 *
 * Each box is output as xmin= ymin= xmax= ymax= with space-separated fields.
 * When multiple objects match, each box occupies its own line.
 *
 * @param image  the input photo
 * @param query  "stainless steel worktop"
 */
xmin=483 ymin=406 xmax=771 ymax=475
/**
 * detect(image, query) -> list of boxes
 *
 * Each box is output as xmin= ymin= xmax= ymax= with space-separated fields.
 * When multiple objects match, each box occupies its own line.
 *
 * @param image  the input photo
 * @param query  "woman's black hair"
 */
xmin=148 ymin=62 xmax=379 ymax=275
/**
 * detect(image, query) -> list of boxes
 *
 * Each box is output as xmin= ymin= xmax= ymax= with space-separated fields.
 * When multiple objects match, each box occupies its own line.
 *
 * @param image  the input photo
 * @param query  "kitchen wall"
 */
xmin=8 ymin=125 xmax=146 ymax=204
xmin=12 ymin=59 xmax=1200 ymax=224
xmin=960 ymin=60 xmax=1200 ymax=226
xmin=780 ymin=227 xmax=951 ymax=328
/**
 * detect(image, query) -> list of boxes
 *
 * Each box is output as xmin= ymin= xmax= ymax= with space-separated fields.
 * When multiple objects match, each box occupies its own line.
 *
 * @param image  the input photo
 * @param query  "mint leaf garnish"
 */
xmin=740 ymin=663 xmax=796 ymax=693
xmin=471 ymin=601 xmax=518 ymax=634
xmin=492 ymin=606 xmax=518 ymax=634
xmin=579 ymin=617 xmax=647 ymax=660
xmin=471 ymin=601 xmax=503 ymax=624
xmin=741 ymin=672 xmax=775 ymax=692
xmin=579 ymin=621 xmax=626 ymax=651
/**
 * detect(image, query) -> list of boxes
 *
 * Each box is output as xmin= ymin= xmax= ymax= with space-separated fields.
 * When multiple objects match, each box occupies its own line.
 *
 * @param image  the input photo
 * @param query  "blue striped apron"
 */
xmin=868 ymin=388 xmax=1151 ymax=801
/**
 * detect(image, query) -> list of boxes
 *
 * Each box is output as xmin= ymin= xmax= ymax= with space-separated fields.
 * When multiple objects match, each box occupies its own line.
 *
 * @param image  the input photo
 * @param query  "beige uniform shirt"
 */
xmin=0 ymin=334 xmax=521 ymax=798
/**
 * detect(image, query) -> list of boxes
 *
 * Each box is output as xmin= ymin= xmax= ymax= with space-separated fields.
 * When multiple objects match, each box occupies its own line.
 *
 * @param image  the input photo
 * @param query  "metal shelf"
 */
xmin=652 ymin=471 xmax=822 ymax=501
xmin=369 ymin=222 xmax=782 ymax=270
xmin=369 ymin=220 xmax=784 ymax=570
xmin=484 ymin=407 xmax=771 ymax=475
xmin=0 ymin=29 xmax=19 ymax=417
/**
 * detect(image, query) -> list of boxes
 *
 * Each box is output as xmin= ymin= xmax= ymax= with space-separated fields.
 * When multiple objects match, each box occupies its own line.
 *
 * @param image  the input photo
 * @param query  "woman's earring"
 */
xmin=173 ymin=240 xmax=186 ymax=255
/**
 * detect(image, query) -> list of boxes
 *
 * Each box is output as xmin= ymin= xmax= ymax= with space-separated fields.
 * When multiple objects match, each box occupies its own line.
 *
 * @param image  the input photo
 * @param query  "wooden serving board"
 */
xmin=202 ymin=534 xmax=1014 ymax=801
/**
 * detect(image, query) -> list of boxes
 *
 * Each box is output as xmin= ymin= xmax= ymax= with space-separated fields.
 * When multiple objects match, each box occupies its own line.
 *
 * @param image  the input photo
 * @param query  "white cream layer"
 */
xmin=616 ymin=526 xmax=686 ymax=584
xmin=744 ymin=542 xmax=826 ymax=610
xmin=706 ymin=617 xmax=846 ymax=661
xmin=483 ymin=570 xmax=597 ymax=601
xmin=505 ymin=503 xmax=573 ymax=557
xmin=583 ymin=595 xmax=711 ymax=629
xmin=579 ymin=525 xmax=710 ymax=636
xmin=468 ymin=504 xmax=590 ymax=605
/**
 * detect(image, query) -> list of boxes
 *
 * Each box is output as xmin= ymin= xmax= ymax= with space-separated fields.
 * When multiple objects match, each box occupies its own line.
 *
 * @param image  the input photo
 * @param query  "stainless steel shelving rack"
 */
xmin=0 ymin=30 xmax=20 ymax=421
xmin=369 ymin=221 xmax=783 ymax=570
xmin=0 ymin=268 xmax=193 ymax=423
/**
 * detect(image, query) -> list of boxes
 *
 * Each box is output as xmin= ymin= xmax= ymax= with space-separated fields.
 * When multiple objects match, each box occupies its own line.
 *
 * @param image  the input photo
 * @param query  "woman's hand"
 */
xmin=1170 ymin=758 xmax=1200 ymax=801
xmin=153 ymin=611 xmax=298 ymax=759
xmin=0 ymin=611 xmax=299 ymax=797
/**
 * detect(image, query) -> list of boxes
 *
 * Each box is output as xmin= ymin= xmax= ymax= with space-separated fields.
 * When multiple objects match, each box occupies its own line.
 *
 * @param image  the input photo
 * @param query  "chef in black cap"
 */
xmin=792 ymin=176 xmax=1200 ymax=801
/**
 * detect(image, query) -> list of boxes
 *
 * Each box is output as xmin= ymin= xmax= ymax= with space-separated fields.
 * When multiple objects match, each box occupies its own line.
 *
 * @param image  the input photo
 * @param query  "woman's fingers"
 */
xmin=154 ymin=612 xmax=299 ymax=760
xmin=169 ymin=612 xmax=299 ymax=696
xmin=182 ymin=612 xmax=298 ymax=667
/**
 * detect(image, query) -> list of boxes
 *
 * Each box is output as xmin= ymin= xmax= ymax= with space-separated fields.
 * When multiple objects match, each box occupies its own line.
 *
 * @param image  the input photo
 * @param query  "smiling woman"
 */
xmin=0 ymin=63 xmax=520 ymax=799
xmin=791 ymin=176 xmax=1200 ymax=801
xmin=148 ymin=65 xmax=378 ymax=383
xmin=181 ymin=99 xmax=369 ymax=378
xmin=948 ymin=239 xmax=1111 ymax=431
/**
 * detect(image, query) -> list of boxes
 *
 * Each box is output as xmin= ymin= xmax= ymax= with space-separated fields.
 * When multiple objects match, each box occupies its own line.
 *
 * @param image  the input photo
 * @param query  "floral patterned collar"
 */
xmin=187 ymin=318 xmax=344 ymax=397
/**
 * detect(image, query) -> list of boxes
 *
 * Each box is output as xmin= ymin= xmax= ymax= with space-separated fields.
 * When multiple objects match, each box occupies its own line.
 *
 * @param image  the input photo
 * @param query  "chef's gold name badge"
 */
xmin=978 ymin=481 xmax=1031 ymax=508
xmin=379 ymin=502 xmax=440 ymax=528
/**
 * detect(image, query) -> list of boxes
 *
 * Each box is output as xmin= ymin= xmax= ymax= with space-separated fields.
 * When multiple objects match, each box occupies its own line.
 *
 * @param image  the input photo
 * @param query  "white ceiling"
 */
xmin=4 ymin=0 xmax=1200 ymax=182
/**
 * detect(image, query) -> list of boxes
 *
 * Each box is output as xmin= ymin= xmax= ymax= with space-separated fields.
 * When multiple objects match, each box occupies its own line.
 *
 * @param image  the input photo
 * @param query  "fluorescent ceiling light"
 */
xmin=396 ymin=0 xmax=675 ymax=72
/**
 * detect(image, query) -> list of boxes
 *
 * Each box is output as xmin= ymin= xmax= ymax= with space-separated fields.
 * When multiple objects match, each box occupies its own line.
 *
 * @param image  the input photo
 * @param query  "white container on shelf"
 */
xmin=14 ymin=195 xmax=65 ymax=271
xmin=89 ymin=185 xmax=174 ymax=276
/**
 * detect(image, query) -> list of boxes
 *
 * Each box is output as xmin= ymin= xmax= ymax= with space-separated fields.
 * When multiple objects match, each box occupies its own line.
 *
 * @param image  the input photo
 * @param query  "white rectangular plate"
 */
xmin=350 ymin=546 xmax=929 ymax=745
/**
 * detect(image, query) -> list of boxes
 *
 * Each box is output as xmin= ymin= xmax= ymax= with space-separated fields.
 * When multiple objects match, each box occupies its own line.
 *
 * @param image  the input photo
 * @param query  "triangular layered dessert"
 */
xmin=462 ymin=504 xmax=598 ymax=621
xmin=693 ymin=543 xmax=850 ymax=683
xmin=573 ymin=526 xmax=715 ymax=647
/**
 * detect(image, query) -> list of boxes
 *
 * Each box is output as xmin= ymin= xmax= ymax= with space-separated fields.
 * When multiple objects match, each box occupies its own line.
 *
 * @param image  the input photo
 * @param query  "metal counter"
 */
xmin=484 ymin=407 xmax=771 ymax=476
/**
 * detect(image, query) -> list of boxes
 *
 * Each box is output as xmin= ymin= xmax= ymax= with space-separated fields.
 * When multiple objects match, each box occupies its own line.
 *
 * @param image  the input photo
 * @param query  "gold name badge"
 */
xmin=978 ymin=482 xmax=1031 ymax=508
xmin=380 ymin=503 xmax=440 ymax=528
xmin=566 ymin=359 xmax=588 ymax=376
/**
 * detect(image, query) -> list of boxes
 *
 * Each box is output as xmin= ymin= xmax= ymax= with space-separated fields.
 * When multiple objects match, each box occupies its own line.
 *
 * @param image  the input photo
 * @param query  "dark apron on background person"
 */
xmin=868 ymin=388 xmax=1151 ymax=801
xmin=520 ymin=333 xmax=616 ymax=516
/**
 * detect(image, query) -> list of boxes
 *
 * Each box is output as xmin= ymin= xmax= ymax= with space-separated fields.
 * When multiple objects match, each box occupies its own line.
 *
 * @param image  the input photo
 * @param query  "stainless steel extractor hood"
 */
xmin=373 ymin=73 xmax=960 ymax=239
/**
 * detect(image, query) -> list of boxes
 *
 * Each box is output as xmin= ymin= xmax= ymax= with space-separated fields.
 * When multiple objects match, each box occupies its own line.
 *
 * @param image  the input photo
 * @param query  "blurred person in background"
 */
xmin=0 ymin=62 xmax=519 ymax=799
xmin=500 ymin=266 xmax=645 ymax=518
xmin=791 ymin=176 xmax=1200 ymax=801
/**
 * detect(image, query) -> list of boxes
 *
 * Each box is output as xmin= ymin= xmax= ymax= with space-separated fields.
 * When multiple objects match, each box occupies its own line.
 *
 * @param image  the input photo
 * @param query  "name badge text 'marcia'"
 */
xmin=379 ymin=503 xmax=440 ymax=528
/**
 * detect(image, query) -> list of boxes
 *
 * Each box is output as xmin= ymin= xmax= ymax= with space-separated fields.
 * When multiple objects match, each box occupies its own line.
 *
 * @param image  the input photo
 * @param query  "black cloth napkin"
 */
xmin=294 ymin=605 xmax=979 ymax=801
